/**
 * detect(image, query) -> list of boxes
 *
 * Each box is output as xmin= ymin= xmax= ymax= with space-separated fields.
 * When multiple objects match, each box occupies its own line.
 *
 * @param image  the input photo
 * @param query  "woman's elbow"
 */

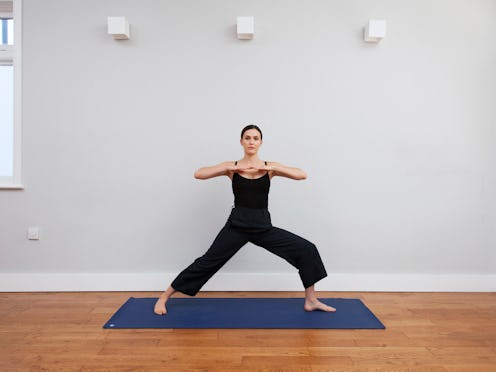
xmin=296 ymin=171 xmax=307 ymax=180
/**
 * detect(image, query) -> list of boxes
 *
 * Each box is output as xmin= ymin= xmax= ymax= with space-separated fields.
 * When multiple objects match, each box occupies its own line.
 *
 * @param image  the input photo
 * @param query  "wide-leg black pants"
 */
xmin=171 ymin=222 xmax=328 ymax=296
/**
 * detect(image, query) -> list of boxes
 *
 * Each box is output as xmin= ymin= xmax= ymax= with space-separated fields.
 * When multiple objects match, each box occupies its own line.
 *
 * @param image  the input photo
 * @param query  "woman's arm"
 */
xmin=266 ymin=162 xmax=307 ymax=180
xmin=194 ymin=162 xmax=236 ymax=180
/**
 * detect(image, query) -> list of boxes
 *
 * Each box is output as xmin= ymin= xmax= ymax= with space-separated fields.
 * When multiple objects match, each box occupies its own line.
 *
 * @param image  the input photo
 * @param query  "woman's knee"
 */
xmin=293 ymin=240 xmax=319 ymax=263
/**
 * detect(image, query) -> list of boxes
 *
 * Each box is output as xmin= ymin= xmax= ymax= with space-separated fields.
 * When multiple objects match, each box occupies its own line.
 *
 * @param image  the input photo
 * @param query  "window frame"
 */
xmin=0 ymin=0 xmax=22 ymax=189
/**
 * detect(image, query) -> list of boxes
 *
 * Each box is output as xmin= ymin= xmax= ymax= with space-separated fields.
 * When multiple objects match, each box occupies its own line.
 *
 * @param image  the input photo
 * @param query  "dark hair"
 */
xmin=241 ymin=125 xmax=263 ymax=140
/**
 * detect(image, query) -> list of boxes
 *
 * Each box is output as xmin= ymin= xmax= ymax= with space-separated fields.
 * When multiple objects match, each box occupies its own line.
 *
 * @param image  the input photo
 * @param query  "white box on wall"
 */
xmin=108 ymin=16 xmax=130 ymax=40
xmin=237 ymin=16 xmax=254 ymax=39
xmin=364 ymin=19 xmax=386 ymax=42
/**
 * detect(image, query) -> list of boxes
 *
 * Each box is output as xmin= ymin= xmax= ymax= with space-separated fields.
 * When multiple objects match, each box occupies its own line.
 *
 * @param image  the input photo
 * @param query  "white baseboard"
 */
xmin=0 ymin=272 xmax=495 ymax=292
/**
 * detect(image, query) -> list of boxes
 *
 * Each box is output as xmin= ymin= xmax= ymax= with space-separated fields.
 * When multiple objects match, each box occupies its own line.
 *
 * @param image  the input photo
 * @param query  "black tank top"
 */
xmin=232 ymin=161 xmax=270 ymax=209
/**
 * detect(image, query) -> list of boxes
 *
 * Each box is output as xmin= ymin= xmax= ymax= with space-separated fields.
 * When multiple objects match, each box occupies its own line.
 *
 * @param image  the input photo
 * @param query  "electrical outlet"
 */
xmin=27 ymin=227 xmax=40 ymax=240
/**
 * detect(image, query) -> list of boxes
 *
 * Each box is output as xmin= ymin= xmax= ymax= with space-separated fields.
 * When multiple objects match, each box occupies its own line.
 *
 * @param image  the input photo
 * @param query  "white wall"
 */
xmin=1 ymin=0 xmax=495 ymax=291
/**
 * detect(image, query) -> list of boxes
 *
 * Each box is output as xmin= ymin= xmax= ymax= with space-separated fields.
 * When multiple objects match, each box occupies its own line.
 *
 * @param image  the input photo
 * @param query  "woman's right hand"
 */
xmin=228 ymin=164 xmax=259 ymax=174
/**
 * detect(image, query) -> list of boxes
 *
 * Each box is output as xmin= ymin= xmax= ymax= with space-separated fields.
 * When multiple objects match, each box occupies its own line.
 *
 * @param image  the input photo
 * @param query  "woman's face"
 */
xmin=240 ymin=129 xmax=262 ymax=155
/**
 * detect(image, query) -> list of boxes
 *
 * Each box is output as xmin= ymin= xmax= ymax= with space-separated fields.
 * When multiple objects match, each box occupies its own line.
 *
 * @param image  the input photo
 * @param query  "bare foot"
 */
xmin=154 ymin=296 xmax=167 ymax=315
xmin=304 ymin=299 xmax=336 ymax=312
xmin=154 ymin=286 xmax=177 ymax=315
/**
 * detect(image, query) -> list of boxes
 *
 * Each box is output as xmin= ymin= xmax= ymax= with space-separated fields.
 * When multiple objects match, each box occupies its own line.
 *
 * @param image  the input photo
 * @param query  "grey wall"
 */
xmin=1 ymin=0 xmax=495 ymax=290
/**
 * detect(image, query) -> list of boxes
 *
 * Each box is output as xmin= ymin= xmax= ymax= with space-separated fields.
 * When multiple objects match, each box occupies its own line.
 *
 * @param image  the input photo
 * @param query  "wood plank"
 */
xmin=0 ymin=291 xmax=495 ymax=371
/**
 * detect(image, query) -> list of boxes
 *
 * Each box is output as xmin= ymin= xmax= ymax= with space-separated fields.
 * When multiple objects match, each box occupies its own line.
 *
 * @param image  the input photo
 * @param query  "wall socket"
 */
xmin=27 ymin=227 xmax=40 ymax=240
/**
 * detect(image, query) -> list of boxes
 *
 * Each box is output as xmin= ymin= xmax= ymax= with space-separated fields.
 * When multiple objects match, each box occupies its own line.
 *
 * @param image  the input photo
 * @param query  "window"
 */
xmin=0 ymin=65 xmax=13 ymax=179
xmin=0 ymin=0 xmax=21 ymax=189
xmin=0 ymin=18 xmax=14 ymax=44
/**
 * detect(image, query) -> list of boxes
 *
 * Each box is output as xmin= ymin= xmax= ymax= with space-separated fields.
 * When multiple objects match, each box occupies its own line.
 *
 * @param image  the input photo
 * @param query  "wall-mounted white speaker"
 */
xmin=364 ymin=19 xmax=386 ymax=43
xmin=237 ymin=16 xmax=254 ymax=40
xmin=108 ymin=16 xmax=130 ymax=40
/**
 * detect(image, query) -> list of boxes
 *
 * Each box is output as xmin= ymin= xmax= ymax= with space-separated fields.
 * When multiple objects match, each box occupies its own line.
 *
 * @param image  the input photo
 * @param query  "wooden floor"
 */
xmin=1 ymin=291 xmax=495 ymax=371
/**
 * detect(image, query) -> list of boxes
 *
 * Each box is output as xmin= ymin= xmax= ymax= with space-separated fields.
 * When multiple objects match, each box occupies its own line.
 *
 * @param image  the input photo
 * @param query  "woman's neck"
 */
xmin=241 ymin=154 xmax=261 ymax=165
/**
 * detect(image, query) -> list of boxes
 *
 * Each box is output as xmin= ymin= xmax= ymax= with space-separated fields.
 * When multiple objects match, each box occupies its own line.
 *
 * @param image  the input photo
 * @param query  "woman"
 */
xmin=154 ymin=125 xmax=335 ymax=315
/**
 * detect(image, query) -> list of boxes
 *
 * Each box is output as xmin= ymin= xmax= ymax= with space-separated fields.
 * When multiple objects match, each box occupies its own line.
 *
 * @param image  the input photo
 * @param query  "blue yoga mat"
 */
xmin=103 ymin=298 xmax=385 ymax=329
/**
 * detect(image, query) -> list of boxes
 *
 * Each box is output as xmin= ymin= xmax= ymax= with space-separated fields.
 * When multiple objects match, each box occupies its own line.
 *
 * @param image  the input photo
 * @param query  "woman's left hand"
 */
xmin=239 ymin=165 xmax=272 ymax=174
xmin=256 ymin=164 xmax=274 ymax=172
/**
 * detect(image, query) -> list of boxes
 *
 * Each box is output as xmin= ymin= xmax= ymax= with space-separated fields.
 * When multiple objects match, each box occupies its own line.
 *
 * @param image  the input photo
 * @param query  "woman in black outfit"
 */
xmin=154 ymin=125 xmax=335 ymax=314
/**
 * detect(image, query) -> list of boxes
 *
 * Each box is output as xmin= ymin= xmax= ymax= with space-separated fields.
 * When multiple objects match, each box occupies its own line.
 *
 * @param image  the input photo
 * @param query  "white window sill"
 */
xmin=0 ymin=183 xmax=24 ymax=190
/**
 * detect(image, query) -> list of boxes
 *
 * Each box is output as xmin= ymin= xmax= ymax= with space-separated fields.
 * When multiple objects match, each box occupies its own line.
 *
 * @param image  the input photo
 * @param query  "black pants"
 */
xmin=171 ymin=221 xmax=328 ymax=296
